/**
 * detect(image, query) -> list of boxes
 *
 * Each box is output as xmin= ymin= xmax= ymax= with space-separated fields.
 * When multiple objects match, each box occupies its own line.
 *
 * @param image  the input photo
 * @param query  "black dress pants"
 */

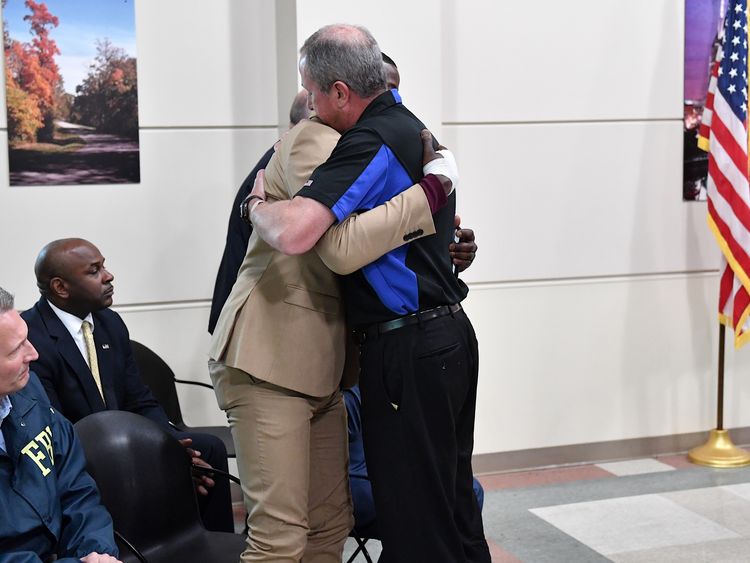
xmin=172 ymin=429 xmax=234 ymax=533
xmin=359 ymin=308 xmax=490 ymax=563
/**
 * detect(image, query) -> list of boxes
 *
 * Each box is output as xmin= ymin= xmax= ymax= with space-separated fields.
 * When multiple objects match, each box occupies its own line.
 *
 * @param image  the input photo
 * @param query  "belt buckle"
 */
xmin=353 ymin=329 xmax=367 ymax=345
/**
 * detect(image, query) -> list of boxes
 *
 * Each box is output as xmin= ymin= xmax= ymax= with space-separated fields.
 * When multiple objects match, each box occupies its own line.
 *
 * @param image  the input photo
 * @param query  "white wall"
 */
xmin=0 ymin=0 xmax=281 ymax=426
xmin=293 ymin=0 xmax=750 ymax=456
xmin=437 ymin=0 xmax=750 ymax=456
xmin=296 ymin=0 xmax=443 ymax=138
xmin=2 ymin=0 xmax=746 ymax=452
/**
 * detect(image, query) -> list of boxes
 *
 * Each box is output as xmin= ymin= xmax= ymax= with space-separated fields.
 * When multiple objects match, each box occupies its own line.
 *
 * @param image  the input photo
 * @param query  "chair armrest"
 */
xmin=174 ymin=378 xmax=215 ymax=391
xmin=191 ymin=462 xmax=242 ymax=486
xmin=115 ymin=530 xmax=148 ymax=563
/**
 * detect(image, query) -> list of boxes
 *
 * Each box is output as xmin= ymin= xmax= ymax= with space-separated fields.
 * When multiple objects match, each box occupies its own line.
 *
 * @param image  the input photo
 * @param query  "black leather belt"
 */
xmin=354 ymin=303 xmax=462 ymax=343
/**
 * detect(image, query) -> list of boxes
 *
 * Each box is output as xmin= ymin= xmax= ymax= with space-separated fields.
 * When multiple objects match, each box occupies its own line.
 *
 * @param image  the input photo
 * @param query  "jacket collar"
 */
xmin=4 ymin=378 xmax=39 ymax=461
xmin=8 ymin=382 xmax=35 ymax=419
xmin=47 ymin=299 xmax=94 ymax=339
xmin=357 ymin=88 xmax=401 ymax=124
xmin=38 ymin=299 xmax=108 ymax=410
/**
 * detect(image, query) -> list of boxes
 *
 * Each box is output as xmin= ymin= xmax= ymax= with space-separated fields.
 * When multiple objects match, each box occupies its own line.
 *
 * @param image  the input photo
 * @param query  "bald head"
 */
xmin=381 ymin=52 xmax=400 ymax=90
xmin=35 ymin=238 xmax=88 ymax=296
xmin=34 ymin=238 xmax=115 ymax=318
xmin=288 ymin=89 xmax=312 ymax=128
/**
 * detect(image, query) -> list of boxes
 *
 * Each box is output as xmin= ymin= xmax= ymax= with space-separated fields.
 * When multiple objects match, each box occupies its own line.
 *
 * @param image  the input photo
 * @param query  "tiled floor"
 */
xmin=236 ymin=451 xmax=750 ymax=562
xmin=477 ymin=452 xmax=750 ymax=563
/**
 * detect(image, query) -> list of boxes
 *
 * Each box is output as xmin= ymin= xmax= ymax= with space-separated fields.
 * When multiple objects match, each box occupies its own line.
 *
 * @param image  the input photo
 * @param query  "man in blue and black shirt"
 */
xmin=248 ymin=24 xmax=490 ymax=563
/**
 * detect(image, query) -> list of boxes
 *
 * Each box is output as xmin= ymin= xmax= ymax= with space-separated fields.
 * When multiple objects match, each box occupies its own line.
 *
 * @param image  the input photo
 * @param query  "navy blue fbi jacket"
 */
xmin=298 ymin=89 xmax=468 ymax=326
xmin=0 ymin=373 xmax=117 ymax=561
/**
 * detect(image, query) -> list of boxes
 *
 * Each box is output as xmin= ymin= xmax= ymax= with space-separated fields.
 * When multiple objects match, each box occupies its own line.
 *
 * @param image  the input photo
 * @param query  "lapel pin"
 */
xmin=102 ymin=344 xmax=110 ymax=350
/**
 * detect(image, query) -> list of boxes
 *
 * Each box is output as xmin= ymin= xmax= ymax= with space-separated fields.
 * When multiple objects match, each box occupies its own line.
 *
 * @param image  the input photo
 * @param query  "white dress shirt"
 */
xmin=47 ymin=301 xmax=95 ymax=369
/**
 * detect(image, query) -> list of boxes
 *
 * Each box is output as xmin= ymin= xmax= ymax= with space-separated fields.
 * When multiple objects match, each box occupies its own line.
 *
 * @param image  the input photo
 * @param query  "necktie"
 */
xmin=81 ymin=321 xmax=105 ymax=402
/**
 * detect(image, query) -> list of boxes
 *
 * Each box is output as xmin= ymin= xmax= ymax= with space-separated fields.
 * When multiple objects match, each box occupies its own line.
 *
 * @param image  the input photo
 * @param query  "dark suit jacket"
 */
xmin=208 ymin=146 xmax=275 ymax=334
xmin=22 ymin=299 xmax=234 ymax=533
xmin=22 ymin=297 xmax=170 ymax=427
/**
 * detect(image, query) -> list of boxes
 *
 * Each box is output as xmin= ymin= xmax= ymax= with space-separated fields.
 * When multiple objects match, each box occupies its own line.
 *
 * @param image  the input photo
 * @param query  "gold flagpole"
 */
xmin=688 ymin=324 xmax=750 ymax=467
xmin=689 ymin=0 xmax=750 ymax=468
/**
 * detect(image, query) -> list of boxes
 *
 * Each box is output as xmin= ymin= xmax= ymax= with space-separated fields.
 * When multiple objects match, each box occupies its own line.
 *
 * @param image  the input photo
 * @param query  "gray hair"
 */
xmin=300 ymin=24 xmax=385 ymax=98
xmin=289 ymin=90 xmax=311 ymax=126
xmin=0 ymin=287 xmax=14 ymax=313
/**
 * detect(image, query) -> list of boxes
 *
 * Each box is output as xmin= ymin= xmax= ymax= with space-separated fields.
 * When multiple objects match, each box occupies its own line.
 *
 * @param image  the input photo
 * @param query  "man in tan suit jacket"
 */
xmin=209 ymin=113 xmax=450 ymax=561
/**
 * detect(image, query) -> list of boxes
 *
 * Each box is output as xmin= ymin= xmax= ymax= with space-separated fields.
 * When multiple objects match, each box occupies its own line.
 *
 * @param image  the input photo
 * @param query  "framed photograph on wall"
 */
xmin=2 ymin=0 xmax=139 ymax=185
xmin=684 ymin=0 xmax=727 ymax=201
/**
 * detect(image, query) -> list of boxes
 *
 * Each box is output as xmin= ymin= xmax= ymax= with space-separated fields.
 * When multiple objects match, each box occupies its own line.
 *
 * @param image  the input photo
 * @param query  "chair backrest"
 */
xmin=74 ymin=411 xmax=203 ymax=555
xmin=130 ymin=340 xmax=184 ymax=426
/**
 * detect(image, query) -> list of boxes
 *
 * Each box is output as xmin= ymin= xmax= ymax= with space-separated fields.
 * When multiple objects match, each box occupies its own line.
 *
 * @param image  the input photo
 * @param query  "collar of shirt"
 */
xmin=357 ymin=88 xmax=400 ymax=124
xmin=0 ymin=395 xmax=12 ymax=453
xmin=48 ymin=301 xmax=95 ymax=367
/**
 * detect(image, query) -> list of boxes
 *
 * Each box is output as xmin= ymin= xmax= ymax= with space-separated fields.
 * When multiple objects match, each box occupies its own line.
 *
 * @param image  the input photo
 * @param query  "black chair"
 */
xmin=348 ymin=520 xmax=379 ymax=563
xmin=74 ymin=410 xmax=245 ymax=563
xmin=130 ymin=339 xmax=235 ymax=457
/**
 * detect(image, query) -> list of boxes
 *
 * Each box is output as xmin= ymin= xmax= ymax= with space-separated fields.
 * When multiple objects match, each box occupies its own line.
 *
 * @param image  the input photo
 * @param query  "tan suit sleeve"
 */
xmin=315 ymin=184 xmax=437 ymax=275
xmin=262 ymin=148 xmax=287 ymax=201
xmin=283 ymin=121 xmax=341 ymax=200
xmin=278 ymin=118 xmax=437 ymax=275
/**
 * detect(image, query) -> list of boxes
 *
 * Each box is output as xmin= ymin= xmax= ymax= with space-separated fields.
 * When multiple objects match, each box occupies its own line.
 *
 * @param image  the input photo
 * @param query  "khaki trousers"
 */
xmin=210 ymin=361 xmax=353 ymax=563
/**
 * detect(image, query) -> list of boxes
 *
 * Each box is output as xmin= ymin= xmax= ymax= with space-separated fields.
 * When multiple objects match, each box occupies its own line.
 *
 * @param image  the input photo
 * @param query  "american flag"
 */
xmin=701 ymin=0 xmax=750 ymax=347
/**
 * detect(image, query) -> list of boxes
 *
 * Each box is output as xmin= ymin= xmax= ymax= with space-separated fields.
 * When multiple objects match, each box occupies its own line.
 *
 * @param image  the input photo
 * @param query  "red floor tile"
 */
xmin=656 ymin=453 xmax=698 ymax=469
xmin=487 ymin=538 xmax=522 ymax=563
xmin=477 ymin=464 xmax=614 ymax=492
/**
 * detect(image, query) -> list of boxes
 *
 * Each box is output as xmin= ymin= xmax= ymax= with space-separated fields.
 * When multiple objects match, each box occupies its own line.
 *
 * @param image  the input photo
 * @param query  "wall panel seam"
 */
xmin=443 ymin=117 xmax=680 ymax=127
xmin=108 ymin=271 xmax=719 ymax=312
xmin=139 ymin=125 xmax=279 ymax=131
xmin=465 ymin=270 xmax=719 ymax=291
xmin=112 ymin=300 xmax=211 ymax=313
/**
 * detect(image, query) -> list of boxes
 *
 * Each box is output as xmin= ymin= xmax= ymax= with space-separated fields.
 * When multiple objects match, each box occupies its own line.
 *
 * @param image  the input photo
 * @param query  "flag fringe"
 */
xmin=707 ymin=213 xmax=750 ymax=296
xmin=708 ymin=215 xmax=750 ymax=348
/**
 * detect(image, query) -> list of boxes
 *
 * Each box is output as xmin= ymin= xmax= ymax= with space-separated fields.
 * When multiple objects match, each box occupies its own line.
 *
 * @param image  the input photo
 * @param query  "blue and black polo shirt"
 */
xmin=297 ymin=89 xmax=469 ymax=326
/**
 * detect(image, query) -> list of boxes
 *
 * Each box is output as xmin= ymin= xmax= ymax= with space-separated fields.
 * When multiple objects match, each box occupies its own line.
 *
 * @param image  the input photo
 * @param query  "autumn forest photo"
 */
xmin=2 ymin=0 xmax=139 ymax=185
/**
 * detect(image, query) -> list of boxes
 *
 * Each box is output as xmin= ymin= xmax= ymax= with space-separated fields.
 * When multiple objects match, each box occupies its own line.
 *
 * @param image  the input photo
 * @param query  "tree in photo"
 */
xmin=5 ymin=67 xmax=44 ymax=142
xmin=72 ymin=39 xmax=139 ymax=139
xmin=3 ymin=0 xmax=62 ymax=142
xmin=1 ymin=0 xmax=8 ymax=49
xmin=5 ymin=40 xmax=44 ymax=143
xmin=23 ymin=0 xmax=61 ymax=140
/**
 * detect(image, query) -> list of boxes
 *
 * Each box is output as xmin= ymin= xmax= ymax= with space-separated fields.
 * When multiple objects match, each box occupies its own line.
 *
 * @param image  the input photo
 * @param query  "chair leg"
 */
xmin=114 ymin=530 xmax=149 ymax=563
xmin=347 ymin=536 xmax=373 ymax=563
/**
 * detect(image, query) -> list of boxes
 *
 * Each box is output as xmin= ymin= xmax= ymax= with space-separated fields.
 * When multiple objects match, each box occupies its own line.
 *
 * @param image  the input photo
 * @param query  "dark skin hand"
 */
xmin=452 ymin=215 xmax=477 ymax=272
xmin=178 ymin=437 xmax=215 ymax=496
xmin=420 ymin=130 xmax=478 ymax=273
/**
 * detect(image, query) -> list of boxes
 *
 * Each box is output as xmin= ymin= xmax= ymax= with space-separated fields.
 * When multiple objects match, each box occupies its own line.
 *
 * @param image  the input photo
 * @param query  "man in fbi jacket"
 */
xmin=0 ymin=286 xmax=120 ymax=563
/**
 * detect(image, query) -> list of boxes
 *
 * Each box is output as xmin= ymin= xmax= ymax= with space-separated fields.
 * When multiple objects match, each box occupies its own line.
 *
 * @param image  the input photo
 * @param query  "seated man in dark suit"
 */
xmin=22 ymin=238 xmax=233 ymax=533
xmin=0 ymin=285 xmax=121 ymax=562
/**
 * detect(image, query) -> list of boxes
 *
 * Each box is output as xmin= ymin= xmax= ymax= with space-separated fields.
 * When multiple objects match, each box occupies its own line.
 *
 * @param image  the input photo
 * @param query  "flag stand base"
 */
xmin=688 ymin=429 xmax=750 ymax=468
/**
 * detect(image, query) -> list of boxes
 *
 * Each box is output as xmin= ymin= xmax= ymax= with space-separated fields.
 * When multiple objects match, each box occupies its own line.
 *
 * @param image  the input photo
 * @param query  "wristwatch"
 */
xmin=240 ymin=194 xmax=265 ymax=226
